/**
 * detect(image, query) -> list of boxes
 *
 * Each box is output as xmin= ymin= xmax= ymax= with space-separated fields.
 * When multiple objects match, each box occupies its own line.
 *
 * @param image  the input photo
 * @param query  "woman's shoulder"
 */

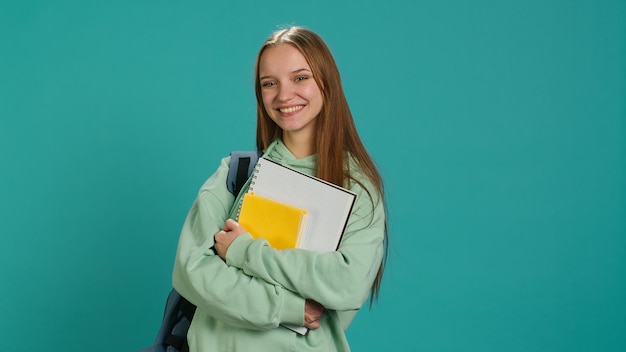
xmin=196 ymin=154 xmax=233 ymax=193
xmin=345 ymin=156 xmax=380 ymax=197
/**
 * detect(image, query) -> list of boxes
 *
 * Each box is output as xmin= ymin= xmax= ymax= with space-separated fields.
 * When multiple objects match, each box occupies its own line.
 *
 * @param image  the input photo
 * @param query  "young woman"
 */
xmin=172 ymin=26 xmax=388 ymax=351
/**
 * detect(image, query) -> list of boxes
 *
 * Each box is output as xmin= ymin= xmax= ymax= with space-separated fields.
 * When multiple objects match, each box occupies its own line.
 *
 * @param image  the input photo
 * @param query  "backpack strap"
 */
xmin=227 ymin=150 xmax=263 ymax=195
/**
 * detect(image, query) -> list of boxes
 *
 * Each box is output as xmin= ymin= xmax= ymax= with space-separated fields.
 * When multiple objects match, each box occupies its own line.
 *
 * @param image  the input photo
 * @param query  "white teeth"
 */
xmin=279 ymin=105 xmax=304 ymax=113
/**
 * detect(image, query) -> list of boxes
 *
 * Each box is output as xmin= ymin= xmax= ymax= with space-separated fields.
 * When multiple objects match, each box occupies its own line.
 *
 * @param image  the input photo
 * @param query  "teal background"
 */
xmin=1 ymin=1 xmax=624 ymax=351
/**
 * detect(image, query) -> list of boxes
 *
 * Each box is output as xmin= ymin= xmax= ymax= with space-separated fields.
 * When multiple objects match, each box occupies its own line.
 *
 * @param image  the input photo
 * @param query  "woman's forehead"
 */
xmin=259 ymin=44 xmax=311 ymax=76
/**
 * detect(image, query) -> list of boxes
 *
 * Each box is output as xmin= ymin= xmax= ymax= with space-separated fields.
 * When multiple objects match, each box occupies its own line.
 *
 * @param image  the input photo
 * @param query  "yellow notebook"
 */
xmin=238 ymin=192 xmax=308 ymax=250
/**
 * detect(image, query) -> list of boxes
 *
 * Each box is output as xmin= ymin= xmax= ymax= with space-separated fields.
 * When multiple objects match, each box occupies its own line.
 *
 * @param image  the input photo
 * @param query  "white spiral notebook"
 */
xmin=239 ymin=157 xmax=357 ymax=253
xmin=237 ymin=157 xmax=357 ymax=335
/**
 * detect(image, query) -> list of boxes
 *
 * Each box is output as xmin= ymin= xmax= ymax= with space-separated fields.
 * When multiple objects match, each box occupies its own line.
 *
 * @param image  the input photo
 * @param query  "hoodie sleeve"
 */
xmin=172 ymin=157 xmax=305 ymax=330
xmin=225 ymin=172 xmax=385 ymax=311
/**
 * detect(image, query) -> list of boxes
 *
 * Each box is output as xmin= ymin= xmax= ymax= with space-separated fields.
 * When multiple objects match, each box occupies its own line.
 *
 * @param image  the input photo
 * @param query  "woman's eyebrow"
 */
xmin=259 ymin=68 xmax=312 ymax=80
xmin=292 ymin=68 xmax=312 ymax=74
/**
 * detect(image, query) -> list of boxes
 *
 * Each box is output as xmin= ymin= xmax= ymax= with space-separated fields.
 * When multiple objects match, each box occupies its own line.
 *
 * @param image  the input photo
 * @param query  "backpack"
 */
xmin=139 ymin=150 xmax=262 ymax=352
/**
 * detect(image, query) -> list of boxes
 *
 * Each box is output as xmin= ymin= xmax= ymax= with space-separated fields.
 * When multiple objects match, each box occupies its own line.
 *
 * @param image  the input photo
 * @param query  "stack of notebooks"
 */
xmin=235 ymin=158 xmax=357 ymax=335
xmin=236 ymin=157 xmax=357 ymax=254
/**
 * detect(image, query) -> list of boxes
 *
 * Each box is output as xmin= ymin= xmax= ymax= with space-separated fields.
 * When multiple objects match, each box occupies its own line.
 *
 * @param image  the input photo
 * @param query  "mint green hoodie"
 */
xmin=172 ymin=140 xmax=385 ymax=351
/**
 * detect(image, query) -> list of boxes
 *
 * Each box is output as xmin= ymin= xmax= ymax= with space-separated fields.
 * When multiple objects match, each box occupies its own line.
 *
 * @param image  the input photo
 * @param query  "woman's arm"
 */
xmin=172 ymin=158 xmax=305 ymax=330
xmin=223 ymin=177 xmax=385 ymax=311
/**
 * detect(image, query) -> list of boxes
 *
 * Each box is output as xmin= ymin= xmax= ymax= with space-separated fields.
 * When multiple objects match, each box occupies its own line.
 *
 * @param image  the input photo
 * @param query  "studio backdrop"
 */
xmin=1 ymin=1 xmax=624 ymax=351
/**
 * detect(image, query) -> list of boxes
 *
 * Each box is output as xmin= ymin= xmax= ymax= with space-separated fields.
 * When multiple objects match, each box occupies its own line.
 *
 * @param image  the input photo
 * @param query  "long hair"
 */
xmin=253 ymin=26 xmax=388 ymax=305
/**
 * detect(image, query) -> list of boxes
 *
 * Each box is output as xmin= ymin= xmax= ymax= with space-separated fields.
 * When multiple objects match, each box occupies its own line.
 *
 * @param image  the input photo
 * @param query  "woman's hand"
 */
xmin=214 ymin=219 xmax=247 ymax=261
xmin=304 ymin=299 xmax=325 ymax=329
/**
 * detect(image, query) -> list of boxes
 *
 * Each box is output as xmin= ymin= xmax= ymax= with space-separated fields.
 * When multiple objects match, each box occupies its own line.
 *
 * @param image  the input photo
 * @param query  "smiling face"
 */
xmin=258 ymin=44 xmax=323 ymax=147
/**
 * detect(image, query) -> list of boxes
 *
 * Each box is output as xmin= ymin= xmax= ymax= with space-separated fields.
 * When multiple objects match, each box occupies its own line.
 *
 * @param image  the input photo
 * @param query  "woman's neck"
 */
xmin=282 ymin=132 xmax=314 ymax=158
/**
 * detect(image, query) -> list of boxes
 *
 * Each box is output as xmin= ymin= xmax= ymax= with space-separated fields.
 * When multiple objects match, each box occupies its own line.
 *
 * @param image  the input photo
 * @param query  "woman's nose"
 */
xmin=278 ymin=83 xmax=295 ymax=102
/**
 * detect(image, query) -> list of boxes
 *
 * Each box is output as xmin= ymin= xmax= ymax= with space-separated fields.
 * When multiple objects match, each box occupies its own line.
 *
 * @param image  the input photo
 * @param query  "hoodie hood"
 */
xmin=264 ymin=139 xmax=318 ymax=176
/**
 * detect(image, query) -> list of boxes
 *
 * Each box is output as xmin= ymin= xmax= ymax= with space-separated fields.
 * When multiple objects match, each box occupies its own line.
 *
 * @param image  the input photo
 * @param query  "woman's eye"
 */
xmin=261 ymin=81 xmax=276 ymax=88
xmin=295 ymin=76 xmax=308 ymax=82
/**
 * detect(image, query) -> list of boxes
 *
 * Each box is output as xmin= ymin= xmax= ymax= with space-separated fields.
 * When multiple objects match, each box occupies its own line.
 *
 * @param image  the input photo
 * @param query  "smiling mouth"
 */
xmin=279 ymin=105 xmax=304 ymax=113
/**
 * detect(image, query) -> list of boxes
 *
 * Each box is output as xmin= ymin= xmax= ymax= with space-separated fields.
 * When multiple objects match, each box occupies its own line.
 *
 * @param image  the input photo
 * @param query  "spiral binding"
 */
xmin=249 ymin=161 xmax=260 ymax=190
xmin=235 ymin=161 xmax=261 ymax=220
